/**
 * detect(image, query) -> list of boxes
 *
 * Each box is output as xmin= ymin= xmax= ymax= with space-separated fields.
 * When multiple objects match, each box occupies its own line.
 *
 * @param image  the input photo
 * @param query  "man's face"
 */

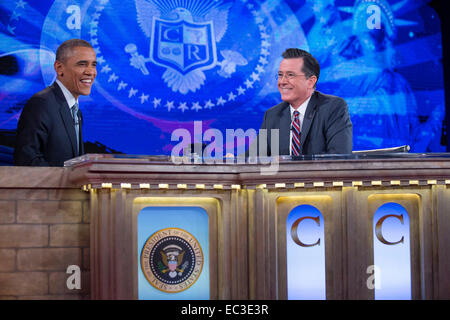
xmin=278 ymin=58 xmax=316 ymax=108
xmin=54 ymin=46 xmax=97 ymax=99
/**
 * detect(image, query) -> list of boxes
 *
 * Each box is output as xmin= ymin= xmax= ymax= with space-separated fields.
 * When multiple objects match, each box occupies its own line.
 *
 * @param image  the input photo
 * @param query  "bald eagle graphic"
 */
xmin=160 ymin=244 xmax=188 ymax=278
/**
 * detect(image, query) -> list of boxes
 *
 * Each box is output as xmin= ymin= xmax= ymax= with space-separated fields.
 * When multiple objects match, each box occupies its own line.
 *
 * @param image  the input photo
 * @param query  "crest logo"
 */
xmin=151 ymin=18 xmax=217 ymax=76
xmin=141 ymin=228 xmax=203 ymax=293
xmin=126 ymin=0 xmax=241 ymax=95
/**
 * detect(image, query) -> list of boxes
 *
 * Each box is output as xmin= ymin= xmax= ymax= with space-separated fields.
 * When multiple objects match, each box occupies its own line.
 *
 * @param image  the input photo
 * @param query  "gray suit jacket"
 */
xmin=258 ymin=91 xmax=353 ymax=156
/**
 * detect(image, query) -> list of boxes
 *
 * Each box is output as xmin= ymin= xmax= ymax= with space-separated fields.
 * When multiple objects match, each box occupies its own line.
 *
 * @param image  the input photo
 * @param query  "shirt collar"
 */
xmin=55 ymin=79 xmax=78 ymax=109
xmin=290 ymin=94 xmax=312 ymax=117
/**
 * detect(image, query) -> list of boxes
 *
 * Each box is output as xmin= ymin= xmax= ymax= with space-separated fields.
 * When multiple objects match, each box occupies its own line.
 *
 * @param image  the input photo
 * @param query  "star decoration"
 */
xmin=216 ymin=97 xmax=226 ymax=106
xmin=96 ymin=56 xmax=106 ymax=64
xmin=7 ymin=25 xmax=16 ymax=34
xmin=178 ymin=102 xmax=188 ymax=112
xmin=15 ymin=0 xmax=27 ymax=9
xmin=10 ymin=11 xmax=20 ymax=21
xmin=260 ymin=32 xmax=270 ymax=39
xmin=108 ymin=73 xmax=118 ymax=82
xmin=227 ymin=92 xmax=236 ymax=101
xmin=261 ymin=40 xmax=271 ymax=48
xmin=165 ymin=101 xmax=174 ymax=111
xmin=204 ymin=100 xmax=215 ymax=109
xmin=101 ymin=65 xmax=111 ymax=73
xmin=259 ymin=56 xmax=268 ymax=65
xmin=152 ymin=98 xmax=161 ymax=108
xmin=237 ymin=86 xmax=246 ymax=95
xmin=128 ymin=87 xmax=138 ymax=98
xmin=117 ymin=81 xmax=127 ymax=90
xmin=250 ymin=72 xmax=260 ymax=82
xmin=191 ymin=101 xmax=202 ymax=111
xmin=255 ymin=65 xmax=265 ymax=73
xmin=140 ymin=94 xmax=149 ymax=104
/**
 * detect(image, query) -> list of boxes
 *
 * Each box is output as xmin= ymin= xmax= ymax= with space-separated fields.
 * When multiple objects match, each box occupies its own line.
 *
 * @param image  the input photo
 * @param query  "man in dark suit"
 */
xmin=14 ymin=39 xmax=97 ymax=166
xmin=256 ymin=48 xmax=352 ymax=156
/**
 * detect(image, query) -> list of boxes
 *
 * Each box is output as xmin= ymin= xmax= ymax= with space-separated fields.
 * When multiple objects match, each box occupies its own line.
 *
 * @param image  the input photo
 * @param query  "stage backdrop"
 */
xmin=0 ymin=0 xmax=446 ymax=162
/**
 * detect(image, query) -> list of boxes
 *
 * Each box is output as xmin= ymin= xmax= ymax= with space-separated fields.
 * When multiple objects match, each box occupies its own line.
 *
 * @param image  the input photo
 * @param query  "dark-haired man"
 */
xmin=258 ymin=48 xmax=353 ymax=156
xmin=14 ymin=39 xmax=97 ymax=166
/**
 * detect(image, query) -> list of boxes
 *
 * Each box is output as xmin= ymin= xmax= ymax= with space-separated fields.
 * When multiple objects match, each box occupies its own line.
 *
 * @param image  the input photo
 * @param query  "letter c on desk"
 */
xmin=291 ymin=216 xmax=321 ymax=247
xmin=375 ymin=214 xmax=404 ymax=245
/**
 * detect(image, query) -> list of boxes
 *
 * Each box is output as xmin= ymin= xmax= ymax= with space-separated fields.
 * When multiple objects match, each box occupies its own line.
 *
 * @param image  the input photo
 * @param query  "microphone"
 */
xmin=125 ymin=43 xmax=150 ymax=75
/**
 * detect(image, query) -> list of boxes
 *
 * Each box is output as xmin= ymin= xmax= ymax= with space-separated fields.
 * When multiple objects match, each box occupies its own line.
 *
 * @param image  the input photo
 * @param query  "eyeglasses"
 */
xmin=276 ymin=72 xmax=309 ymax=80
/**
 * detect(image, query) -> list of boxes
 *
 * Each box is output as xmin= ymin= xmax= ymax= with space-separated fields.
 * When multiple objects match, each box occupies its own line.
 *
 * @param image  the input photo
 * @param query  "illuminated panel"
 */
xmin=286 ymin=205 xmax=325 ymax=300
xmin=373 ymin=202 xmax=411 ymax=300
xmin=137 ymin=206 xmax=209 ymax=300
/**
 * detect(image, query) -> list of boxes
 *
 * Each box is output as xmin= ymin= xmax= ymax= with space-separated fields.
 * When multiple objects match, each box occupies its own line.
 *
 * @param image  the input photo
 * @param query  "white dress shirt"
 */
xmin=55 ymin=79 xmax=78 ymax=113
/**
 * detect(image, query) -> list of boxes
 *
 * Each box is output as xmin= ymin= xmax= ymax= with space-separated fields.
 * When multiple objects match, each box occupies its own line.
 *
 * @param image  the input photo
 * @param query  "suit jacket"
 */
xmin=14 ymin=82 xmax=84 ymax=166
xmin=258 ymin=90 xmax=352 ymax=156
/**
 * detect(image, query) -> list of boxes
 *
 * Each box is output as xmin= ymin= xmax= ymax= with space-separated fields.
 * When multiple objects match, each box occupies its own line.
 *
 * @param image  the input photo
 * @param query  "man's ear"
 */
xmin=309 ymin=75 xmax=317 ymax=89
xmin=54 ymin=60 xmax=64 ymax=77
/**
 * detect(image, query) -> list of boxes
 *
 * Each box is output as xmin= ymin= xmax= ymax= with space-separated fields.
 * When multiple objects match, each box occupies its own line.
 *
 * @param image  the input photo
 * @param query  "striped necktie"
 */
xmin=71 ymin=102 xmax=79 ymax=156
xmin=291 ymin=110 xmax=301 ymax=156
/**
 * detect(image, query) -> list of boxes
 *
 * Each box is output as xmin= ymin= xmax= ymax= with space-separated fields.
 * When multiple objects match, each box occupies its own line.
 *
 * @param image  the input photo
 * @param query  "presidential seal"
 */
xmin=141 ymin=228 xmax=203 ymax=293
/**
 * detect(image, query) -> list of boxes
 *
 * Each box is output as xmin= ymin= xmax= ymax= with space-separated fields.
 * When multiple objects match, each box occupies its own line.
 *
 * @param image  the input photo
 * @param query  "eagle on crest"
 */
xmin=160 ymin=244 xmax=188 ymax=278
xmin=133 ymin=0 xmax=233 ymax=94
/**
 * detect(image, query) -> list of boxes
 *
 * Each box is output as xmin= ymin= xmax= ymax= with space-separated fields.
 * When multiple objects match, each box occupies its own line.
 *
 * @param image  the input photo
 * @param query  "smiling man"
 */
xmin=258 ymin=48 xmax=353 ymax=156
xmin=14 ymin=39 xmax=97 ymax=166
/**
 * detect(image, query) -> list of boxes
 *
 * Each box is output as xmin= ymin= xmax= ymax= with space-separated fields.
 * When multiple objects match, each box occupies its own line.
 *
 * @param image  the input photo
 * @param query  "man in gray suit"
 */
xmin=258 ymin=48 xmax=352 ymax=156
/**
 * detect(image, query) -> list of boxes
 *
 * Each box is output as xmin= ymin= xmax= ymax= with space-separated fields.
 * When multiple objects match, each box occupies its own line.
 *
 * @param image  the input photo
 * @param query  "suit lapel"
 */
xmin=279 ymin=102 xmax=291 ymax=155
xmin=300 ymin=92 xmax=318 ymax=150
xmin=52 ymin=83 xmax=78 ymax=157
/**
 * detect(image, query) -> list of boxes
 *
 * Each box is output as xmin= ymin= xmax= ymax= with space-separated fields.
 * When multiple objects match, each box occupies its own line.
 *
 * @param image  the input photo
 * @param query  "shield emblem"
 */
xmin=150 ymin=18 xmax=217 ymax=75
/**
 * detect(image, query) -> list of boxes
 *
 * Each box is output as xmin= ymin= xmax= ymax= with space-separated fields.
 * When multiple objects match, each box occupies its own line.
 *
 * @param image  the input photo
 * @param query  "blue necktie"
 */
xmin=71 ymin=102 xmax=79 ymax=156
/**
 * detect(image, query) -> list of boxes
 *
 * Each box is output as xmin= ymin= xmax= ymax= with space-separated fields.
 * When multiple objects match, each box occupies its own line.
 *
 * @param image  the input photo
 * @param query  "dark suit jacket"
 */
xmin=258 ymin=91 xmax=352 ymax=156
xmin=14 ymin=82 xmax=84 ymax=166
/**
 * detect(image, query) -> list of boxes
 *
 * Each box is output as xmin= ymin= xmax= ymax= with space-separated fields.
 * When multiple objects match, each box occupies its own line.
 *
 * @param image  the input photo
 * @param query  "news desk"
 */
xmin=1 ymin=154 xmax=449 ymax=300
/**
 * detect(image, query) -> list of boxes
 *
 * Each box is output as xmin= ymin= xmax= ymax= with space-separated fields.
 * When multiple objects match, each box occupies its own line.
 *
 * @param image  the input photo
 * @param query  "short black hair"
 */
xmin=56 ymin=39 xmax=93 ymax=63
xmin=282 ymin=48 xmax=320 ymax=87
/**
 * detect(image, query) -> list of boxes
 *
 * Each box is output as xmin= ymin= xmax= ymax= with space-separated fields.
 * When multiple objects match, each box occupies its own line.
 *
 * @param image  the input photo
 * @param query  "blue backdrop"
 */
xmin=0 ymin=0 xmax=446 ymax=160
